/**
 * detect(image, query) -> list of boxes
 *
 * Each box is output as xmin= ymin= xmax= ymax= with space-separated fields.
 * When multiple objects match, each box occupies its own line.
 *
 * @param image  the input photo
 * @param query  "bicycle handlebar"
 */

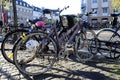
xmin=42 ymin=6 xmax=69 ymax=15
xmin=78 ymin=10 xmax=96 ymax=18
xmin=59 ymin=6 xmax=69 ymax=14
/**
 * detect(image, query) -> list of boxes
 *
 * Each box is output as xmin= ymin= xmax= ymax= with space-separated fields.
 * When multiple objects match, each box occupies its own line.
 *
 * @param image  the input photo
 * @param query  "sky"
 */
xmin=23 ymin=0 xmax=81 ymax=15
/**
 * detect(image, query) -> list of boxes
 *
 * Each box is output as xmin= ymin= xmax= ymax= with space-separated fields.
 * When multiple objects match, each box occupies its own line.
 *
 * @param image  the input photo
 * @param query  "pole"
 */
xmin=12 ymin=0 xmax=18 ymax=41
xmin=12 ymin=0 xmax=17 ymax=28
xmin=1 ymin=0 xmax=5 ymax=26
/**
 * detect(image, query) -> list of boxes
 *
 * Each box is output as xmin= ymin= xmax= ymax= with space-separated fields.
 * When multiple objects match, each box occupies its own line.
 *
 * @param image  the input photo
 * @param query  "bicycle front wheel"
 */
xmin=85 ymin=30 xmax=98 ymax=55
xmin=13 ymin=32 xmax=57 ymax=76
xmin=106 ymin=32 xmax=120 ymax=59
xmin=75 ymin=32 xmax=94 ymax=62
xmin=96 ymin=29 xmax=120 ymax=59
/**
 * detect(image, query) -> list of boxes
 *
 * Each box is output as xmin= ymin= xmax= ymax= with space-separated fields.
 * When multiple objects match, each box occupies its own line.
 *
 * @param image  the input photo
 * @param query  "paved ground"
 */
xmin=0 ymin=36 xmax=120 ymax=80
xmin=0 ymin=46 xmax=120 ymax=80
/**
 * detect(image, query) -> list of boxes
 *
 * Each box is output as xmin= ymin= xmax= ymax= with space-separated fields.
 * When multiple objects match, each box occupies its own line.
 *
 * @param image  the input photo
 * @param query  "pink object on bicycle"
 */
xmin=35 ymin=21 xmax=46 ymax=27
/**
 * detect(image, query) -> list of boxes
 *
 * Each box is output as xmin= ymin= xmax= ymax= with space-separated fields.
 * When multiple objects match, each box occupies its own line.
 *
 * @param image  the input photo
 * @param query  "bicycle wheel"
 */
xmin=107 ymin=33 xmax=120 ymax=59
xmin=96 ymin=29 xmax=119 ymax=58
xmin=1 ymin=29 xmax=28 ymax=64
xmin=85 ymin=30 xmax=98 ymax=55
xmin=13 ymin=32 xmax=57 ymax=76
xmin=75 ymin=32 xmax=94 ymax=62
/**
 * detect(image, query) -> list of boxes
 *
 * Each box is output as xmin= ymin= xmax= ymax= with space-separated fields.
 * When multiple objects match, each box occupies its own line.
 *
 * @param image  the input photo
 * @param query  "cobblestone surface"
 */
xmin=0 ymin=42 xmax=120 ymax=80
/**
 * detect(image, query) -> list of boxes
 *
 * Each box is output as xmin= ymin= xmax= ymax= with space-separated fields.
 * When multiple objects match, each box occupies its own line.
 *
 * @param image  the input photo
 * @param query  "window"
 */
xmin=20 ymin=2 xmax=22 ymax=5
xmin=92 ymin=19 xmax=98 ymax=24
xmin=17 ymin=7 xmax=20 ymax=11
xmin=16 ymin=1 xmax=18 ymax=4
xmin=24 ymin=3 xmax=26 ymax=6
xmin=92 ymin=8 xmax=98 ymax=14
xmin=103 ymin=0 xmax=107 ymax=2
xmin=103 ymin=7 xmax=108 ymax=13
xmin=102 ymin=18 xmax=108 ymax=23
xmin=92 ymin=0 xmax=97 ymax=3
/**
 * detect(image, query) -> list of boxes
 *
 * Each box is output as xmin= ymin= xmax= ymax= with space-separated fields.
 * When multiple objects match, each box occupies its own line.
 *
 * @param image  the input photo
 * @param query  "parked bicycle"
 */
xmin=96 ymin=12 xmax=120 ymax=60
xmin=1 ymin=19 xmax=46 ymax=64
xmin=12 ymin=6 xmax=97 ymax=76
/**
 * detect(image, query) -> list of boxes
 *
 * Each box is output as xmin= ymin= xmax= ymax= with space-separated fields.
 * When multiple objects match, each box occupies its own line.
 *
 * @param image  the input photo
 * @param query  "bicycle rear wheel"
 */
xmin=1 ymin=29 xmax=28 ymax=64
xmin=13 ymin=32 xmax=57 ymax=76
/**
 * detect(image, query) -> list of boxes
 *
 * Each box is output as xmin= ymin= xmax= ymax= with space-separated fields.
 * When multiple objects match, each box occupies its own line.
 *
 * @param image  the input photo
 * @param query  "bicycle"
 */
xmin=96 ymin=13 xmax=120 ymax=60
xmin=12 ymin=6 xmax=97 ymax=76
xmin=1 ymin=19 xmax=46 ymax=64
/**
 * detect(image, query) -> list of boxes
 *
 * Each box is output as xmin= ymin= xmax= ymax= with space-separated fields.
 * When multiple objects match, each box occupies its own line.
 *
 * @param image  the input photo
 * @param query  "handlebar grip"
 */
xmin=65 ymin=6 xmax=69 ymax=9
xmin=59 ymin=6 xmax=69 ymax=13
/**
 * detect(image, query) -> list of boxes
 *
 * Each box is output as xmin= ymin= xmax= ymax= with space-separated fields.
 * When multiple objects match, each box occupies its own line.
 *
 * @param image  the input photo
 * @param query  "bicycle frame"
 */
xmin=41 ymin=7 xmax=96 ymax=56
xmin=48 ymin=18 xmax=82 ymax=54
xmin=59 ymin=21 xmax=80 ymax=43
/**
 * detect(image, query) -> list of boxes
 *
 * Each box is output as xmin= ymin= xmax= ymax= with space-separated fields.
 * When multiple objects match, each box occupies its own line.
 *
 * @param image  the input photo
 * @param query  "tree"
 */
xmin=11 ymin=0 xmax=18 ymax=41
xmin=12 ymin=0 xmax=18 ymax=27
xmin=2 ymin=0 xmax=10 ymax=10
xmin=112 ymin=0 xmax=120 ymax=11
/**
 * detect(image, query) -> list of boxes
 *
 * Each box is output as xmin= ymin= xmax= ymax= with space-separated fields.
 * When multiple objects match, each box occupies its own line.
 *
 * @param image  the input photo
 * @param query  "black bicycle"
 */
xmin=96 ymin=13 xmax=120 ymax=60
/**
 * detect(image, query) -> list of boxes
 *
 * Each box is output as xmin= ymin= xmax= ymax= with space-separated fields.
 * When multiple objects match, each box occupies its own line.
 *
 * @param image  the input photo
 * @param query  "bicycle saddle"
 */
xmin=111 ymin=13 xmax=120 ymax=17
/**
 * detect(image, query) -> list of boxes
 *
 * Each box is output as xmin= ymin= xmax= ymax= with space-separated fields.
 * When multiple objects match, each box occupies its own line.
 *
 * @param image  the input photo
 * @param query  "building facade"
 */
xmin=81 ymin=0 xmax=114 ymax=24
xmin=9 ymin=0 xmax=33 ymax=24
xmin=0 ymin=0 xmax=59 ymax=25
xmin=32 ymin=6 xmax=42 ymax=20
xmin=0 ymin=0 xmax=42 ymax=25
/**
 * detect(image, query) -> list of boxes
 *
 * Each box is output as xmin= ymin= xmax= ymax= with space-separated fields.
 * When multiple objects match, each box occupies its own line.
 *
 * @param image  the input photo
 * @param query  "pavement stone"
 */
xmin=0 ymin=41 xmax=120 ymax=80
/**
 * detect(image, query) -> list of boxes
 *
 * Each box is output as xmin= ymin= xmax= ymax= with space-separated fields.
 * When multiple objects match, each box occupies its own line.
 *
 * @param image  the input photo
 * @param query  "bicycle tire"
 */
xmin=107 ymin=32 xmax=120 ymax=59
xmin=75 ymin=31 xmax=94 ymax=62
xmin=85 ymin=30 xmax=98 ymax=55
xmin=1 ymin=29 xmax=29 ymax=64
xmin=13 ymin=31 xmax=57 ymax=76
xmin=96 ymin=28 xmax=120 ymax=59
